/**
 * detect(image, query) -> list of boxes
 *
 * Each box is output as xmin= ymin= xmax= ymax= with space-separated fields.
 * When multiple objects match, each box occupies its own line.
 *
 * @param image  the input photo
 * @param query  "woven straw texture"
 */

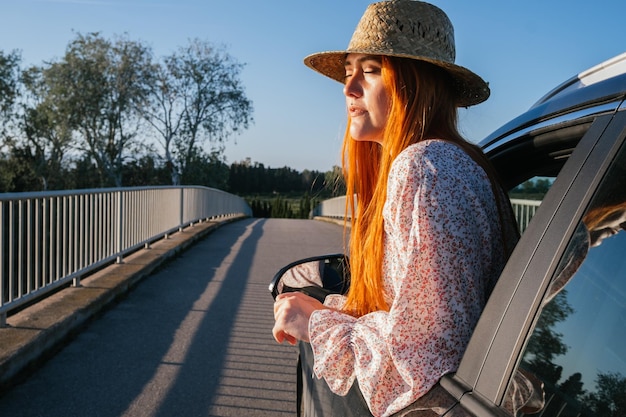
xmin=304 ymin=0 xmax=489 ymax=107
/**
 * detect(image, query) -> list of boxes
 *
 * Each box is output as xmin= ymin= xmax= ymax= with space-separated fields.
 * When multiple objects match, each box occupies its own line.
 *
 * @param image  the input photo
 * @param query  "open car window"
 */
xmin=504 ymin=140 xmax=626 ymax=416
xmin=487 ymin=118 xmax=596 ymax=235
xmin=509 ymin=177 xmax=553 ymax=234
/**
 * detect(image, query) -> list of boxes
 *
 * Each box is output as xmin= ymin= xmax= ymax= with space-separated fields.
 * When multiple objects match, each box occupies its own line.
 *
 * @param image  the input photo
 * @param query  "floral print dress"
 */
xmin=308 ymin=140 xmax=513 ymax=417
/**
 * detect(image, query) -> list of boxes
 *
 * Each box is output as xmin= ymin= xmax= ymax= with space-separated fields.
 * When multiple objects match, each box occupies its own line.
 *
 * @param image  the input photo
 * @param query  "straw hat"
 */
xmin=304 ymin=0 xmax=489 ymax=107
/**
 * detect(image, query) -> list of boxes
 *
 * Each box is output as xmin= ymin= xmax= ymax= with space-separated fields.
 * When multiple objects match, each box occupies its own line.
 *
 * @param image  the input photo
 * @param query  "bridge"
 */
xmin=0 ymin=187 xmax=538 ymax=416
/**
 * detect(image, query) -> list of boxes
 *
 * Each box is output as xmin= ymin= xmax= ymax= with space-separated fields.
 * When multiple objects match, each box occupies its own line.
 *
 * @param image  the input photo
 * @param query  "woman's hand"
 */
xmin=272 ymin=291 xmax=326 ymax=345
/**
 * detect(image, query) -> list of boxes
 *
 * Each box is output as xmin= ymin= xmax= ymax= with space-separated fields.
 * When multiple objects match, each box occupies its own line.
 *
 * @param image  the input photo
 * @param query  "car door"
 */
xmin=439 ymin=107 xmax=626 ymax=416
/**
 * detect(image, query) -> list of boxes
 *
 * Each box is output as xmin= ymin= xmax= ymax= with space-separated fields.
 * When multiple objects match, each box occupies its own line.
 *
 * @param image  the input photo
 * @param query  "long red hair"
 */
xmin=342 ymin=57 xmax=516 ymax=317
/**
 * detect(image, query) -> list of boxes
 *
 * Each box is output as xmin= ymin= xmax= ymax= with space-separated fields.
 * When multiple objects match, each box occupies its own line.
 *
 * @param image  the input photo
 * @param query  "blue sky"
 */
xmin=1 ymin=0 xmax=625 ymax=172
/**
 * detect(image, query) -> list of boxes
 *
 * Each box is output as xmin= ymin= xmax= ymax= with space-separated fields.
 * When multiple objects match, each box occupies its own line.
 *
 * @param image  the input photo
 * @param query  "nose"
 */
xmin=343 ymin=73 xmax=362 ymax=98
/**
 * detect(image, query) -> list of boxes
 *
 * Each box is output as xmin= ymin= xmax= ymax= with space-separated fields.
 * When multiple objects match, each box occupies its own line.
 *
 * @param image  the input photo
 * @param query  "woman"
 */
xmin=273 ymin=1 xmax=519 ymax=416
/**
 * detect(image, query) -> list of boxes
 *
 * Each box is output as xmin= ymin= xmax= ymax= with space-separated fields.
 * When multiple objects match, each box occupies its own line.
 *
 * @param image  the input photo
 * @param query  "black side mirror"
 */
xmin=269 ymin=254 xmax=350 ymax=302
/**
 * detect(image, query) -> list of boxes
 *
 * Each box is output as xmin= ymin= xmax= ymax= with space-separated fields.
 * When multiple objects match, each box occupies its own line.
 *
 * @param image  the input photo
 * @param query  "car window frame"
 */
xmin=440 ymin=107 xmax=626 ymax=415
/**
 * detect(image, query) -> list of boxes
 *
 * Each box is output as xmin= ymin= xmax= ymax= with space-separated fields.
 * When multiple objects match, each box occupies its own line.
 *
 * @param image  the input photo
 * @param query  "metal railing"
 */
xmin=509 ymin=198 xmax=541 ymax=233
xmin=313 ymin=196 xmax=541 ymax=234
xmin=311 ymin=195 xmax=354 ymax=220
xmin=0 ymin=186 xmax=251 ymax=325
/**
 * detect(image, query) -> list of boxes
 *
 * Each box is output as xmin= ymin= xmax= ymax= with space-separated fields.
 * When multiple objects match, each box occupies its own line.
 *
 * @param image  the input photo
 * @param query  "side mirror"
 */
xmin=269 ymin=254 xmax=350 ymax=302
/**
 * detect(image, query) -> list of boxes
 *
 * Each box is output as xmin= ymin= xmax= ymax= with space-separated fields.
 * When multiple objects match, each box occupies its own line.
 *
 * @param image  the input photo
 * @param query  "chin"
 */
xmin=350 ymin=135 xmax=383 ymax=144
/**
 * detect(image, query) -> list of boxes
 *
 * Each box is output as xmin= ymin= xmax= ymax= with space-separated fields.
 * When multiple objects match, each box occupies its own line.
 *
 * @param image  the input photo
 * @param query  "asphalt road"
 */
xmin=0 ymin=218 xmax=346 ymax=417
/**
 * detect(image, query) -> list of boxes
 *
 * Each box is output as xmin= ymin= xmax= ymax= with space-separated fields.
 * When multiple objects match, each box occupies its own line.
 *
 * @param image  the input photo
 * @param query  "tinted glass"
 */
xmin=505 ymin=143 xmax=626 ymax=416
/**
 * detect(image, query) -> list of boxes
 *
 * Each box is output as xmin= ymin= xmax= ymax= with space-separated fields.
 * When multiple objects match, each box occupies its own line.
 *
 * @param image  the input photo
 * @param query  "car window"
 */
xmin=487 ymin=116 xmax=597 ymax=235
xmin=509 ymin=177 xmax=554 ymax=234
xmin=504 ymin=142 xmax=626 ymax=416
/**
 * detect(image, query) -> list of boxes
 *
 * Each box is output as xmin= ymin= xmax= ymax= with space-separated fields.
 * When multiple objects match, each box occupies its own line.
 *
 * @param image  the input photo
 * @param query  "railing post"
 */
xmin=179 ymin=187 xmax=184 ymax=232
xmin=117 ymin=190 xmax=124 ymax=264
xmin=72 ymin=197 xmax=81 ymax=287
xmin=0 ymin=202 xmax=4 ymax=326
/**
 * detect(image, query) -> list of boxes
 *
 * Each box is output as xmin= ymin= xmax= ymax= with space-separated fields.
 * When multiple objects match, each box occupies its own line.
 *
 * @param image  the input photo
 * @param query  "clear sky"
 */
xmin=1 ymin=0 xmax=625 ymax=172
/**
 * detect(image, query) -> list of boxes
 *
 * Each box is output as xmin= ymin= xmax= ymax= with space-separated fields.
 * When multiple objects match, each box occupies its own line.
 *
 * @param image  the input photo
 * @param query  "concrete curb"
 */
xmin=0 ymin=215 xmax=246 ymax=391
xmin=312 ymin=216 xmax=351 ymax=228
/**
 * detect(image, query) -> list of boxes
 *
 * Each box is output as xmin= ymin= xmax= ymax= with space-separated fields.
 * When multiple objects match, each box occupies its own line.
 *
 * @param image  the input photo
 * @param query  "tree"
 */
xmin=300 ymin=192 xmax=312 ymax=218
xmin=46 ymin=32 xmax=153 ymax=187
xmin=523 ymin=290 xmax=574 ymax=385
xmin=559 ymin=372 xmax=585 ymax=399
xmin=66 ymin=155 xmax=100 ymax=189
xmin=510 ymin=178 xmax=553 ymax=200
xmin=144 ymin=39 xmax=252 ymax=185
xmin=181 ymin=148 xmax=229 ymax=189
xmin=122 ymin=154 xmax=169 ymax=187
xmin=585 ymin=372 xmax=626 ymax=417
xmin=325 ymin=165 xmax=346 ymax=197
xmin=0 ymin=146 xmax=41 ymax=192
xmin=18 ymin=66 xmax=74 ymax=190
xmin=0 ymin=50 xmax=21 ymax=141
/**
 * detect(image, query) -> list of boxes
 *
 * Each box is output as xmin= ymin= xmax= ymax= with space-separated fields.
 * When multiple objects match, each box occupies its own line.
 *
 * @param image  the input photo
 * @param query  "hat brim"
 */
xmin=304 ymin=50 xmax=490 ymax=107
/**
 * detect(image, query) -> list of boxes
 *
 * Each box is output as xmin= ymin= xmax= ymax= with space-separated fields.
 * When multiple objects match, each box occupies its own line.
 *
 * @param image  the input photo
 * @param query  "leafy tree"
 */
xmin=270 ymin=195 xmax=294 ymax=218
xmin=559 ymin=372 xmax=585 ymax=399
xmin=585 ymin=372 xmax=626 ymax=417
xmin=180 ymin=149 xmax=229 ymax=189
xmin=247 ymin=197 xmax=272 ymax=218
xmin=122 ymin=154 xmax=169 ymax=187
xmin=302 ymin=169 xmax=329 ymax=197
xmin=144 ymin=39 xmax=252 ymax=185
xmin=325 ymin=165 xmax=346 ymax=197
xmin=523 ymin=290 xmax=574 ymax=385
xmin=46 ymin=32 xmax=153 ymax=187
xmin=0 ymin=50 xmax=21 ymax=140
xmin=300 ymin=193 xmax=312 ymax=219
xmin=510 ymin=178 xmax=553 ymax=200
xmin=19 ymin=66 xmax=74 ymax=190
xmin=0 ymin=145 xmax=43 ymax=192
xmin=66 ymin=155 xmax=100 ymax=189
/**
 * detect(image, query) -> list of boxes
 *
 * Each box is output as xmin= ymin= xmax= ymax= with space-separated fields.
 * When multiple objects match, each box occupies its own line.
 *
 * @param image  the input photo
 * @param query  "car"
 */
xmin=270 ymin=52 xmax=626 ymax=416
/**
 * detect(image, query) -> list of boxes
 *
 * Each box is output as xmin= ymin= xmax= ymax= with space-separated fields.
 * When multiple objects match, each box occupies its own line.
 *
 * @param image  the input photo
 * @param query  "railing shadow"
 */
xmin=0 ymin=218 xmax=298 ymax=417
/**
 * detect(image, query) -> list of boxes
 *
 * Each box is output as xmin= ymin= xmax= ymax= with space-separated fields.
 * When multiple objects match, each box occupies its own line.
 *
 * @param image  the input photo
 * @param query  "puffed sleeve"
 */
xmin=308 ymin=141 xmax=504 ymax=417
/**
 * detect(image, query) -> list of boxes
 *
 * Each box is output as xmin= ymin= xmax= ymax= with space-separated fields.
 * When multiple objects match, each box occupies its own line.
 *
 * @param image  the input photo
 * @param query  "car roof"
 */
xmin=532 ymin=52 xmax=626 ymax=107
xmin=479 ymin=53 xmax=626 ymax=189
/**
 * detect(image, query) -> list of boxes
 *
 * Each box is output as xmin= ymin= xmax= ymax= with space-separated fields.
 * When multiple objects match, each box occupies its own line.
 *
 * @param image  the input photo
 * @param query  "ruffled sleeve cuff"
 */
xmin=309 ymin=309 xmax=358 ymax=395
xmin=323 ymin=294 xmax=346 ymax=309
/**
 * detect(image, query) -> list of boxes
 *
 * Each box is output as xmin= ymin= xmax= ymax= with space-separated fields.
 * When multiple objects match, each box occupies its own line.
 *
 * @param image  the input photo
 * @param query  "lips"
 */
xmin=348 ymin=104 xmax=366 ymax=117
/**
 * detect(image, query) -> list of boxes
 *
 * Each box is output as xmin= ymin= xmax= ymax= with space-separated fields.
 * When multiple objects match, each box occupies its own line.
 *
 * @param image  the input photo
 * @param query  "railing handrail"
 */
xmin=0 ymin=186 xmax=251 ymax=325
xmin=0 ymin=185 xmax=242 ymax=201
xmin=509 ymin=198 xmax=541 ymax=207
xmin=312 ymin=195 xmax=541 ymax=234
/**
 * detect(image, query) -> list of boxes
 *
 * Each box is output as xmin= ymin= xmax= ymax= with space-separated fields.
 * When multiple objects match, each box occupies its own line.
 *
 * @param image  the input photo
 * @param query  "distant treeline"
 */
xmin=234 ymin=160 xmax=344 ymax=219
xmin=247 ymin=193 xmax=316 ymax=219
xmin=509 ymin=177 xmax=553 ymax=200
xmin=229 ymin=160 xmax=345 ymax=196
xmin=0 ymin=148 xmax=345 ymax=217
xmin=0 ymin=151 xmax=344 ymax=194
